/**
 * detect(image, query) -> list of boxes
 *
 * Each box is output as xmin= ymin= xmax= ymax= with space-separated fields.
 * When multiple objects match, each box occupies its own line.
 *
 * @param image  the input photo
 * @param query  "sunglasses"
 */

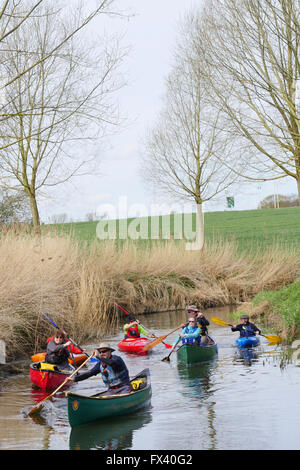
xmin=98 ymin=349 xmax=110 ymax=353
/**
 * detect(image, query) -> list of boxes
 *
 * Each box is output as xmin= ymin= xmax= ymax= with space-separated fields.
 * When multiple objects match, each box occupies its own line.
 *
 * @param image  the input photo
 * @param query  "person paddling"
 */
xmin=171 ymin=317 xmax=201 ymax=351
xmin=67 ymin=342 xmax=131 ymax=395
xmin=182 ymin=305 xmax=211 ymax=344
xmin=45 ymin=329 xmax=74 ymax=371
xmin=47 ymin=330 xmax=85 ymax=355
xmin=123 ymin=315 xmax=155 ymax=340
xmin=231 ymin=314 xmax=261 ymax=337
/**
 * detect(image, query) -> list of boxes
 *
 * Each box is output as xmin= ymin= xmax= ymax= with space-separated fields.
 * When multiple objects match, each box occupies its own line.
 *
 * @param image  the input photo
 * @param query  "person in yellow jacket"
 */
xmin=123 ymin=315 xmax=155 ymax=340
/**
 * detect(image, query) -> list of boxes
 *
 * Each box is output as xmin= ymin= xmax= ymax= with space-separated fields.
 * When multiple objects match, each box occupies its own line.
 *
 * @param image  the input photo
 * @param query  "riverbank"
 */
xmin=1 ymin=230 xmax=300 ymax=360
xmin=236 ymin=281 xmax=300 ymax=341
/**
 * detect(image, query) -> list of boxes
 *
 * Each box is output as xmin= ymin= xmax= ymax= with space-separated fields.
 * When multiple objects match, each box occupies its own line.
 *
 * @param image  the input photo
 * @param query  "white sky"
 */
xmin=39 ymin=0 xmax=296 ymax=223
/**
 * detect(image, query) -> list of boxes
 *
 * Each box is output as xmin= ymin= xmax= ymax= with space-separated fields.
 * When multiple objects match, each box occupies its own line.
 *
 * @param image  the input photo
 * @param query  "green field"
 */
xmin=52 ymin=207 xmax=300 ymax=253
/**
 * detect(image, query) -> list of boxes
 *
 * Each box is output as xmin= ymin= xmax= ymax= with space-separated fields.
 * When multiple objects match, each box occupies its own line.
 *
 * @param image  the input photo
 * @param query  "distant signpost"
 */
xmin=226 ymin=196 xmax=235 ymax=209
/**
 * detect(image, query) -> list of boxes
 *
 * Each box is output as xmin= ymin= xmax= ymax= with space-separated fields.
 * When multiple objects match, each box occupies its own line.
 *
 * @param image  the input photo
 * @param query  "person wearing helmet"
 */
xmin=231 ymin=314 xmax=261 ymax=337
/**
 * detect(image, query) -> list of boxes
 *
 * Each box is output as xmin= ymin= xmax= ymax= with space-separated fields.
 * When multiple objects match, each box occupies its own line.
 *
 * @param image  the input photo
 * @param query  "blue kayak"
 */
xmin=236 ymin=336 xmax=260 ymax=348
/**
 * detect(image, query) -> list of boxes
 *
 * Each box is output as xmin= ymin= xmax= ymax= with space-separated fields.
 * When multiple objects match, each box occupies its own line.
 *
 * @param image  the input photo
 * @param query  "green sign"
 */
xmin=226 ymin=196 xmax=235 ymax=208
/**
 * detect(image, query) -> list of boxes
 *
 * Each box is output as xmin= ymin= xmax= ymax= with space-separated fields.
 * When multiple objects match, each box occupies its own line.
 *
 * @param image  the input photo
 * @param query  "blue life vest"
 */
xmin=240 ymin=324 xmax=256 ymax=338
xmin=182 ymin=325 xmax=200 ymax=344
xmin=100 ymin=361 xmax=129 ymax=388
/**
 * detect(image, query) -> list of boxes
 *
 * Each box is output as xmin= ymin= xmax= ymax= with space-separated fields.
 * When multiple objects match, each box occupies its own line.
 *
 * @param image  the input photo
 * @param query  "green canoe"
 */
xmin=66 ymin=368 xmax=151 ymax=427
xmin=177 ymin=341 xmax=218 ymax=364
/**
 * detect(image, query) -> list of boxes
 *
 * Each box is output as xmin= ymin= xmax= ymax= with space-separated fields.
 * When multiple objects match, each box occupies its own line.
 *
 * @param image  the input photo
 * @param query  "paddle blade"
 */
xmin=143 ymin=326 xmax=182 ymax=352
xmin=27 ymin=403 xmax=44 ymax=417
xmin=162 ymin=355 xmax=171 ymax=362
xmin=211 ymin=316 xmax=230 ymax=327
xmin=143 ymin=335 xmax=167 ymax=351
xmin=163 ymin=342 xmax=172 ymax=349
xmin=264 ymin=334 xmax=282 ymax=344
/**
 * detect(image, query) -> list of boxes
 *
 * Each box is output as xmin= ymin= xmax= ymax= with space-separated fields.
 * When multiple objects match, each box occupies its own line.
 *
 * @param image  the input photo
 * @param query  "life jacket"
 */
xmin=47 ymin=337 xmax=82 ymax=354
xmin=125 ymin=324 xmax=140 ymax=339
xmin=100 ymin=361 xmax=129 ymax=388
xmin=45 ymin=340 xmax=69 ymax=365
xmin=240 ymin=324 xmax=256 ymax=337
xmin=182 ymin=325 xmax=200 ymax=345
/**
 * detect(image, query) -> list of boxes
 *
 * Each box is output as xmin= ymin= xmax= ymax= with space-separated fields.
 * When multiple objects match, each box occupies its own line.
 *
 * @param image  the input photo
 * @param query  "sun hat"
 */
xmin=186 ymin=305 xmax=199 ymax=312
xmin=97 ymin=342 xmax=115 ymax=352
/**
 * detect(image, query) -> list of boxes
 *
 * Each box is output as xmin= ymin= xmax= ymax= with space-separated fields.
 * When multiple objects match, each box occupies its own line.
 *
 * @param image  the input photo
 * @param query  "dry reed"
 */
xmin=1 ymin=232 xmax=300 ymax=359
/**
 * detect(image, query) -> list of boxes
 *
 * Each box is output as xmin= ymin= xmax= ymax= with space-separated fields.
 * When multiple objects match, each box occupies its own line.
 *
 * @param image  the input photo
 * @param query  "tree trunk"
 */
xmin=297 ymin=177 xmax=300 ymax=207
xmin=185 ymin=202 xmax=204 ymax=251
xmin=28 ymin=192 xmax=41 ymax=233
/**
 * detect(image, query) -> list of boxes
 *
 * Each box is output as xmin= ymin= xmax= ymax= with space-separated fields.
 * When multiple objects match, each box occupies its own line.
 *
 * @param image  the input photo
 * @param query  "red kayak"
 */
xmin=117 ymin=337 xmax=151 ymax=355
xmin=30 ymin=362 xmax=73 ymax=391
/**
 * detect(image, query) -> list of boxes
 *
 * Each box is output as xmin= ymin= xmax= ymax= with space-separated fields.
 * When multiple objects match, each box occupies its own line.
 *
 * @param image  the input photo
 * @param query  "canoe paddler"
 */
xmin=231 ymin=314 xmax=261 ymax=338
xmin=67 ymin=342 xmax=131 ymax=395
xmin=123 ymin=315 xmax=155 ymax=340
xmin=181 ymin=305 xmax=211 ymax=344
xmin=171 ymin=317 xmax=201 ymax=350
xmin=45 ymin=329 xmax=75 ymax=371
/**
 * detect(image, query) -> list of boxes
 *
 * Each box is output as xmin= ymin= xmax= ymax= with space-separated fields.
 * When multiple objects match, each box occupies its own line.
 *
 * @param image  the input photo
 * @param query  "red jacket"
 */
xmin=47 ymin=337 xmax=82 ymax=354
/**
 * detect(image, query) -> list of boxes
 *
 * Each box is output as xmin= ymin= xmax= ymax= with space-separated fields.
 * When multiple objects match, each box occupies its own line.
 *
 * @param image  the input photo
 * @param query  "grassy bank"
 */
xmin=251 ymin=281 xmax=300 ymax=341
xmin=51 ymin=207 xmax=300 ymax=253
xmin=1 ymin=230 xmax=300 ymax=360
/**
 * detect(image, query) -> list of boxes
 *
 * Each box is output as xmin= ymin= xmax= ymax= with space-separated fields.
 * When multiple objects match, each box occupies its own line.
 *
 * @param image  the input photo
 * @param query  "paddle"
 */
xmin=26 ymin=353 xmax=95 ymax=417
xmin=115 ymin=303 xmax=172 ymax=349
xmin=41 ymin=312 xmax=98 ymax=362
xmin=211 ymin=316 xmax=282 ymax=344
xmin=162 ymin=336 xmax=181 ymax=362
xmin=143 ymin=325 xmax=183 ymax=352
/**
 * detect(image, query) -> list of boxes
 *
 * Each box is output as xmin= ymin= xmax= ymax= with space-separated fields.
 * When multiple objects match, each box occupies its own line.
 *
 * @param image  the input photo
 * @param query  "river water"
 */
xmin=0 ymin=306 xmax=299 ymax=451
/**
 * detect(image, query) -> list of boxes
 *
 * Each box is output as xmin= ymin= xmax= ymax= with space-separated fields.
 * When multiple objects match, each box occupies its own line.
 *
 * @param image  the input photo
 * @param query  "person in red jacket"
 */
xmin=45 ymin=329 xmax=74 ymax=370
xmin=47 ymin=330 xmax=85 ymax=354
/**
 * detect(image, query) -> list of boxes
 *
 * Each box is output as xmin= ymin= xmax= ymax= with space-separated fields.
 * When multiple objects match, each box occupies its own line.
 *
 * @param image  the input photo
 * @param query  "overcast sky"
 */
xmin=39 ymin=0 xmax=296 ymax=223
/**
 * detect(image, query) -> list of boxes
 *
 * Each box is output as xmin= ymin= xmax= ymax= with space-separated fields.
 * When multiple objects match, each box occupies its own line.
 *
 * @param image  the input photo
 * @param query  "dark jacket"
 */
xmin=74 ymin=354 xmax=130 ymax=388
xmin=197 ymin=316 xmax=210 ymax=335
xmin=231 ymin=322 xmax=261 ymax=337
xmin=45 ymin=339 xmax=71 ymax=365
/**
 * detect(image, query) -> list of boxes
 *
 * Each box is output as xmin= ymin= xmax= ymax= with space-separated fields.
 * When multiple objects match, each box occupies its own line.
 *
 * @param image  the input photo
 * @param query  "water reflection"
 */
xmin=69 ymin=407 xmax=152 ymax=450
xmin=176 ymin=360 xmax=216 ymax=401
xmin=234 ymin=348 xmax=259 ymax=367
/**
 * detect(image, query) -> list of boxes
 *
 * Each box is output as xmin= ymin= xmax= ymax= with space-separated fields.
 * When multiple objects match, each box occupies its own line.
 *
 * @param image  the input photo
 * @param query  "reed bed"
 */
xmin=1 ymin=232 xmax=300 ymax=359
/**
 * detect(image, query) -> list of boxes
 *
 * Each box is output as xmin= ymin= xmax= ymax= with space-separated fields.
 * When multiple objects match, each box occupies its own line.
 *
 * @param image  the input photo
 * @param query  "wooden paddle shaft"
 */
xmin=28 ymin=353 xmax=94 ymax=416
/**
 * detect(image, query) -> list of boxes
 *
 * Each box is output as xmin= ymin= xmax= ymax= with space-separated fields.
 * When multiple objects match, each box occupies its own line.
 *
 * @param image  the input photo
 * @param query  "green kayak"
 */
xmin=66 ymin=368 xmax=151 ymax=427
xmin=177 ymin=341 xmax=218 ymax=364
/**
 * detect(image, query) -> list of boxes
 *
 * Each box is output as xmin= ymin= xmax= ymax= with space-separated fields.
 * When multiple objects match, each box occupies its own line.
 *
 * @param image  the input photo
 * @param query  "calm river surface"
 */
xmin=0 ymin=306 xmax=299 ymax=450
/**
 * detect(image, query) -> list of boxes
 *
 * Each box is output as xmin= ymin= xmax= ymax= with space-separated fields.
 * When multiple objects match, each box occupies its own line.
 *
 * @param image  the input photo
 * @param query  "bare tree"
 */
xmin=142 ymin=11 xmax=239 ymax=249
xmin=0 ymin=1 xmax=127 ymax=229
xmin=197 ymin=0 xmax=300 ymax=202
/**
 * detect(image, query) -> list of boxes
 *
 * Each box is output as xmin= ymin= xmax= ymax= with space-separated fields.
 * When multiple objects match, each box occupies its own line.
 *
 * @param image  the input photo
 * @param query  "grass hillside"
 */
xmin=51 ymin=207 xmax=300 ymax=253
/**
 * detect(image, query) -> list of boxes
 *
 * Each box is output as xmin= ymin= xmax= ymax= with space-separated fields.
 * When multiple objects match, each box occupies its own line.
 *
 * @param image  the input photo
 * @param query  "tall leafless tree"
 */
xmin=0 ymin=0 xmax=127 ymax=229
xmin=142 ymin=11 xmax=239 ymax=249
xmin=197 ymin=0 xmax=300 ymax=202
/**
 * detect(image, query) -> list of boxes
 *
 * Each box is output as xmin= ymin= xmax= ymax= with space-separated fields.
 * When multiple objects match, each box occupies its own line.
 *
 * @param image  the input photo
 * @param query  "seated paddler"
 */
xmin=181 ymin=305 xmax=211 ymax=344
xmin=231 ymin=314 xmax=261 ymax=337
xmin=45 ymin=329 xmax=74 ymax=371
xmin=171 ymin=317 xmax=201 ymax=351
xmin=123 ymin=315 xmax=155 ymax=340
xmin=67 ymin=342 xmax=131 ymax=395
